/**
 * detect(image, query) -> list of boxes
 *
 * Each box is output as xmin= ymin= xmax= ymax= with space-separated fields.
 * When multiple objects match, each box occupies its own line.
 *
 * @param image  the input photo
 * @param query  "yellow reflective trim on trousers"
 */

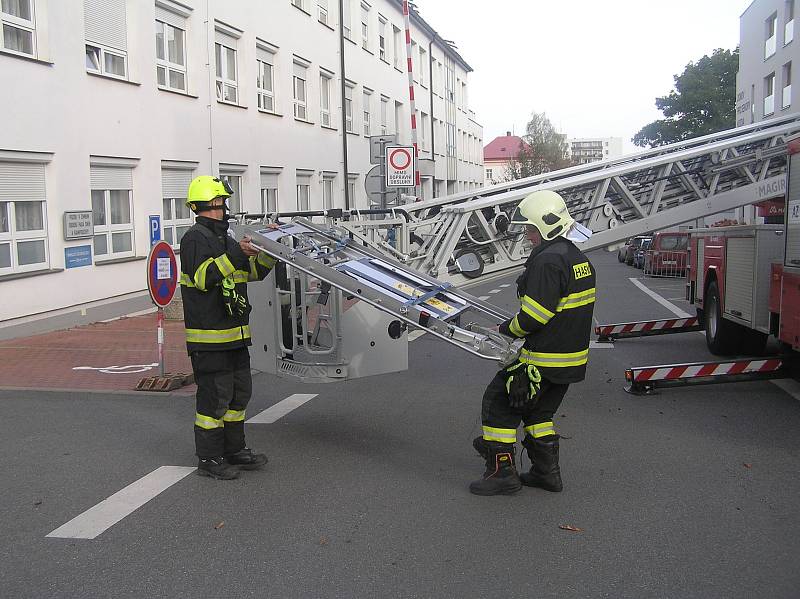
xmin=223 ymin=409 xmax=246 ymax=422
xmin=193 ymin=257 xmax=215 ymax=291
xmin=185 ymin=325 xmax=252 ymax=344
xmin=257 ymin=252 xmax=276 ymax=269
xmin=520 ymin=348 xmax=589 ymax=367
xmin=525 ymin=421 xmax=556 ymax=438
xmin=509 ymin=316 xmax=527 ymax=337
xmin=195 ymin=413 xmax=223 ymax=429
xmin=482 ymin=425 xmax=516 ymax=443
xmin=556 ymin=288 xmax=596 ymax=312
xmin=180 ymin=273 xmax=195 ymax=288
xmin=214 ymin=254 xmax=236 ymax=278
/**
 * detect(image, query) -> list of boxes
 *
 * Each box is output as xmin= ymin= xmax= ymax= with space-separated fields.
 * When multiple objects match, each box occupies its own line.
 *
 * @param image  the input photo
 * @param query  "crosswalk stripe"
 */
xmin=246 ymin=394 xmax=319 ymax=424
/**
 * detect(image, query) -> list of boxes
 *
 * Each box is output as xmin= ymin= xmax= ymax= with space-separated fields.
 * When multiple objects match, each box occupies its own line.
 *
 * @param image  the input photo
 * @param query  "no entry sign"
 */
xmin=147 ymin=241 xmax=178 ymax=308
xmin=385 ymin=145 xmax=415 ymax=187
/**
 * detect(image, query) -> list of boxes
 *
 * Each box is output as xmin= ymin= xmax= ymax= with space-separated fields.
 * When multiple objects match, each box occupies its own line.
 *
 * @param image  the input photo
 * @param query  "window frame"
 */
xmin=0 ymin=0 xmax=36 ymax=57
xmin=360 ymin=2 xmax=369 ymax=50
xmin=92 ymin=189 xmax=135 ymax=262
xmin=86 ymin=42 xmax=128 ymax=79
xmin=257 ymin=55 xmax=276 ymax=112
xmin=363 ymin=89 xmax=371 ymax=136
xmin=296 ymin=181 xmax=311 ymax=211
xmin=0 ymin=199 xmax=48 ymax=275
xmin=155 ymin=19 xmax=187 ymax=92
xmin=161 ymin=196 xmax=193 ymax=248
xmin=320 ymin=72 xmax=332 ymax=126
xmin=215 ymin=41 xmax=238 ymax=104
xmin=317 ymin=0 xmax=328 ymax=25
xmin=380 ymin=96 xmax=388 ymax=134
xmin=293 ymin=65 xmax=308 ymax=121
xmin=261 ymin=186 xmax=278 ymax=213
xmin=219 ymin=173 xmax=242 ymax=214
xmin=322 ymin=176 xmax=335 ymax=211
xmin=345 ymin=83 xmax=355 ymax=133
xmin=378 ymin=16 xmax=387 ymax=62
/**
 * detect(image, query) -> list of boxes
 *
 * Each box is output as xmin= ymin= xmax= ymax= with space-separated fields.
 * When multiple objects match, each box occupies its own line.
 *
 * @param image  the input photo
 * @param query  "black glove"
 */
xmin=505 ymin=362 xmax=542 ymax=409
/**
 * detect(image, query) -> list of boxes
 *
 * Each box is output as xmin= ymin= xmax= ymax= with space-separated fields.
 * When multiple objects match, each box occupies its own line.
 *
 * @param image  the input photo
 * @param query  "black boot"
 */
xmin=469 ymin=440 xmax=522 ymax=496
xmin=197 ymin=456 xmax=240 ymax=480
xmin=520 ymin=435 xmax=563 ymax=492
xmin=225 ymin=447 xmax=268 ymax=470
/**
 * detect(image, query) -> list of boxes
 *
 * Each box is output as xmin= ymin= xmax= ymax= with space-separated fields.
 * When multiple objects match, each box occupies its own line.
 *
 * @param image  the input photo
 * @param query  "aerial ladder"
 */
xmin=234 ymin=114 xmax=800 ymax=383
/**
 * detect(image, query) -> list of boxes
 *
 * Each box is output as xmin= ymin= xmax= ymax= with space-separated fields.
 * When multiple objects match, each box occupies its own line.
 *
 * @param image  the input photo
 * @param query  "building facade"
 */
xmin=0 ymin=0 xmax=483 ymax=330
xmin=736 ymin=0 xmax=798 ymax=126
xmin=566 ymin=137 xmax=622 ymax=165
xmin=482 ymin=131 xmax=522 ymax=185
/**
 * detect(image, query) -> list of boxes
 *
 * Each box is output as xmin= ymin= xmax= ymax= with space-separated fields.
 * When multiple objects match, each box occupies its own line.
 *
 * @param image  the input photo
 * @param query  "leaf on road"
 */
xmin=743 ymin=463 xmax=752 ymax=469
xmin=559 ymin=524 xmax=583 ymax=532
xmin=214 ymin=521 xmax=225 ymax=530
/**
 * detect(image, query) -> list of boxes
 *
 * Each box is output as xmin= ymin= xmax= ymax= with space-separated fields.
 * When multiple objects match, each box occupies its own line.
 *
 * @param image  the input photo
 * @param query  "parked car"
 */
xmin=644 ymin=231 xmax=690 ymax=276
xmin=632 ymin=238 xmax=652 ymax=269
xmin=624 ymin=236 xmax=651 ymax=265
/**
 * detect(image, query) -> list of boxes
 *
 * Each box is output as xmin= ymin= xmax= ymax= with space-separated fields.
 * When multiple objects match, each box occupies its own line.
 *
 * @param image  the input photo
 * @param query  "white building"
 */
xmin=566 ymin=137 xmax=623 ymax=164
xmin=0 ymin=0 xmax=483 ymax=335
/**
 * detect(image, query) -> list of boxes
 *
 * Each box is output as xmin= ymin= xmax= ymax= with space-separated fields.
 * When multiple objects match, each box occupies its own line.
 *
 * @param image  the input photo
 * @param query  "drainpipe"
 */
xmin=339 ymin=0 xmax=350 ymax=210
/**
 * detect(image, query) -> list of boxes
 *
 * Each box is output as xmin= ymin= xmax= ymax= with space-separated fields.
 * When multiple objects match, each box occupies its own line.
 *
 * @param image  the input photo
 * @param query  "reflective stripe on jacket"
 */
xmin=179 ymin=216 xmax=274 ymax=353
xmin=499 ymin=237 xmax=596 ymax=383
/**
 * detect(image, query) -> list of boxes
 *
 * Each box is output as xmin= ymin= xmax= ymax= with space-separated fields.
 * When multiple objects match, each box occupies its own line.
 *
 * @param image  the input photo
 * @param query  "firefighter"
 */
xmin=180 ymin=176 xmax=277 ymax=480
xmin=470 ymin=190 xmax=596 ymax=496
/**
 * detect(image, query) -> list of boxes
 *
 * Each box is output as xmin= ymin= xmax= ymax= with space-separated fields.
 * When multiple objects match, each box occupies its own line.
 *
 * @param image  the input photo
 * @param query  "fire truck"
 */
xmin=686 ymin=140 xmax=800 ymax=357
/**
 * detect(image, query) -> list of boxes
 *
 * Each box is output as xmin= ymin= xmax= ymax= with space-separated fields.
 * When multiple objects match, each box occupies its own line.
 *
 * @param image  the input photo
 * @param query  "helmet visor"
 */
xmin=213 ymin=177 xmax=234 ymax=196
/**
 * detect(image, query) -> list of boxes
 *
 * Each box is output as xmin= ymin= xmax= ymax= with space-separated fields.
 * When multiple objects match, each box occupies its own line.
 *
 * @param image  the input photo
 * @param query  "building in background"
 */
xmin=736 ymin=0 xmax=798 ymax=126
xmin=482 ymin=131 xmax=522 ymax=184
xmin=0 ymin=0 xmax=483 ymax=334
xmin=566 ymin=137 xmax=623 ymax=164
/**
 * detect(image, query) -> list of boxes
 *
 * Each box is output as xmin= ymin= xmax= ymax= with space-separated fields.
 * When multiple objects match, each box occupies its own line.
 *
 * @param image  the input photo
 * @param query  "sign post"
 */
xmin=146 ymin=241 xmax=178 ymax=377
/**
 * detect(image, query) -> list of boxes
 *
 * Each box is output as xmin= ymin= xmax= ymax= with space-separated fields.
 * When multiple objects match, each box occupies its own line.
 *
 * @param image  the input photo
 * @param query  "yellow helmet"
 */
xmin=186 ymin=176 xmax=232 ymax=209
xmin=510 ymin=190 xmax=575 ymax=241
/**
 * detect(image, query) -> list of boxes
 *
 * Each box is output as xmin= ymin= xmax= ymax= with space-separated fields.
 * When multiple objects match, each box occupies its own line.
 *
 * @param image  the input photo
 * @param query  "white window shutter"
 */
xmin=84 ymin=0 xmax=128 ymax=51
xmin=0 ymin=163 xmax=46 ymax=201
xmin=90 ymin=166 xmax=133 ymax=190
xmin=155 ymin=5 xmax=185 ymax=29
xmin=161 ymin=168 xmax=193 ymax=198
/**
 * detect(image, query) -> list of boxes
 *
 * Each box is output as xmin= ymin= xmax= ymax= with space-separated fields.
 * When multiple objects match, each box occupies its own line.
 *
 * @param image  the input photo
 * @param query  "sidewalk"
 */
xmin=0 ymin=313 xmax=195 ymax=394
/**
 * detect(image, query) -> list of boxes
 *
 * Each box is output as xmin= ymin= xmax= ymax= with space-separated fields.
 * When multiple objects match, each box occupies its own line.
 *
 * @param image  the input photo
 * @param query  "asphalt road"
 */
xmin=1 ymin=250 xmax=799 ymax=599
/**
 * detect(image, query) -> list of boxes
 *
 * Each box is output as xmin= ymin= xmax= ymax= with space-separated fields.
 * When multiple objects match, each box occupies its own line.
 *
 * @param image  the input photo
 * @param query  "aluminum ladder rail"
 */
xmin=340 ymin=113 xmax=800 ymax=284
xmin=234 ymin=218 xmax=523 ymax=365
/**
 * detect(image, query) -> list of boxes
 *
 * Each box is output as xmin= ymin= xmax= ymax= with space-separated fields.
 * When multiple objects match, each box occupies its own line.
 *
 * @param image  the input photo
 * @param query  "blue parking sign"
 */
xmin=149 ymin=215 xmax=161 ymax=247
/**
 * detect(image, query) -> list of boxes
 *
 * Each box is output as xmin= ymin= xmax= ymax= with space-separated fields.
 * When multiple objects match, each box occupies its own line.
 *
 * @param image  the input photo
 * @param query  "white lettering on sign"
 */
xmin=63 ymin=211 xmax=94 ymax=240
xmin=789 ymin=199 xmax=800 ymax=224
xmin=385 ymin=146 xmax=415 ymax=188
xmin=757 ymin=177 xmax=786 ymax=200
xmin=157 ymin=257 xmax=171 ymax=280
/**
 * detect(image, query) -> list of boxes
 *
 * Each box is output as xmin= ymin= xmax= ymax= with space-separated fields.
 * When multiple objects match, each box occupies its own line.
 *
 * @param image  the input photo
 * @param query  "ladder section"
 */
xmin=338 ymin=113 xmax=800 ymax=284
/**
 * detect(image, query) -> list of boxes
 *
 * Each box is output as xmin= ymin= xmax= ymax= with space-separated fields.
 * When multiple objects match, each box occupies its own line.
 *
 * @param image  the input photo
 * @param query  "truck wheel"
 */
xmin=704 ymin=280 xmax=743 ymax=356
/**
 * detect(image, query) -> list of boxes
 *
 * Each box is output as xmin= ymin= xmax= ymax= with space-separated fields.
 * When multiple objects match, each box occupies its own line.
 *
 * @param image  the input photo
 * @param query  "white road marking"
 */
xmin=46 ymin=466 xmax=195 ymax=540
xmin=770 ymin=378 xmax=800 ymax=402
xmin=489 ymin=289 xmax=502 ymax=294
xmin=408 ymin=330 xmax=426 ymax=341
xmin=590 ymin=341 xmax=613 ymax=348
xmin=247 ymin=393 xmax=319 ymax=424
xmin=500 ymin=284 xmax=511 ymax=288
xmin=72 ymin=363 xmax=159 ymax=374
xmin=478 ymin=296 xmax=490 ymax=301
xmin=629 ymin=278 xmax=691 ymax=318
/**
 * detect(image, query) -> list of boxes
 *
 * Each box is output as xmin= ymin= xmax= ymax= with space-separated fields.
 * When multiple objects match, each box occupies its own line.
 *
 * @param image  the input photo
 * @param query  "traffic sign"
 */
xmin=149 ymin=215 xmax=161 ymax=247
xmin=385 ymin=146 xmax=415 ymax=188
xmin=147 ymin=241 xmax=178 ymax=308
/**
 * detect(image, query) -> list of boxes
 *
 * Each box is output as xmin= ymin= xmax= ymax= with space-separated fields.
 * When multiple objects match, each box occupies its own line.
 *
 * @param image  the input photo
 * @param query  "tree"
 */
xmin=633 ymin=48 xmax=738 ymax=148
xmin=505 ymin=112 xmax=572 ymax=180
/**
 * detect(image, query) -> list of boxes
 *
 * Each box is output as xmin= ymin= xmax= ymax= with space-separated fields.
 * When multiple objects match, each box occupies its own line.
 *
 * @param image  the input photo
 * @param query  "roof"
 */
xmin=483 ymin=135 xmax=524 ymax=161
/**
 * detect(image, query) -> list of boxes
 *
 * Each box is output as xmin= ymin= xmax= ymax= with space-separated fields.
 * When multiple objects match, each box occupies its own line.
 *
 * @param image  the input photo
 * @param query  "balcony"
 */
xmin=766 ymin=34 xmax=777 ymax=59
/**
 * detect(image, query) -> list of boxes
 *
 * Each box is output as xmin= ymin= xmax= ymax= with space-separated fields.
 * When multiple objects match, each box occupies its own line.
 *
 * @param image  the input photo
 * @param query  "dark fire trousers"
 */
xmin=191 ymin=348 xmax=252 ymax=458
xmin=481 ymin=370 xmax=569 ymax=442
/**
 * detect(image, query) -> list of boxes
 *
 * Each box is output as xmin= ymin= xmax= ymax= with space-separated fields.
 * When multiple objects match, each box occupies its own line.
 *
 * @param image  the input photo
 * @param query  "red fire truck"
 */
xmin=686 ymin=140 xmax=800 ymax=357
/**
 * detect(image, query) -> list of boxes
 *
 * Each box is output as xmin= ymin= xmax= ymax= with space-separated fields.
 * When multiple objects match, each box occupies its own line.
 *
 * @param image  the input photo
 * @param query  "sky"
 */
xmin=415 ymin=0 xmax=753 ymax=153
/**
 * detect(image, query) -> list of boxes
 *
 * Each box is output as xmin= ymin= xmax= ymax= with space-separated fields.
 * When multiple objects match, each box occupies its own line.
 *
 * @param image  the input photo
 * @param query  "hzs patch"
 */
xmin=573 ymin=262 xmax=592 ymax=280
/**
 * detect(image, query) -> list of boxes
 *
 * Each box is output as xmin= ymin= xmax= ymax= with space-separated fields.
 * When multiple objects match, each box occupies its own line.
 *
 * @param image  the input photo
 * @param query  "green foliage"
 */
xmin=506 ymin=112 xmax=572 ymax=180
xmin=633 ymin=48 xmax=738 ymax=147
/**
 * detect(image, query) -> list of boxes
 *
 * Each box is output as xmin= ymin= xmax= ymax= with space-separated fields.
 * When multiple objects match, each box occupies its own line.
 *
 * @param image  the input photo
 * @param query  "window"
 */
xmin=766 ymin=12 xmax=778 ymax=58
xmin=345 ymin=83 xmax=354 ymax=132
xmin=257 ymin=44 xmax=276 ymax=112
xmin=363 ymin=89 xmax=371 ymax=135
xmin=380 ymin=96 xmax=388 ymax=134
xmin=215 ymin=40 xmax=238 ymax=103
xmin=411 ymin=41 xmax=418 ymax=83
xmin=322 ymin=175 xmax=335 ymax=210
xmin=419 ymin=46 xmax=427 ymax=85
xmin=155 ymin=18 xmax=186 ymax=92
xmin=219 ymin=173 xmax=242 ymax=214
xmin=342 ymin=0 xmax=351 ymax=40
xmin=92 ymin=187 xmax=133 ymax=261
xmin=394 ymin=101 xmax=403 ymax=142
xmin=360 ymin=3 xmax=369 ymax=50
xmin=486 ymin=168 xmax=493 ymax=181
xmin=0 ymin=161 xmax=48 ymax=274
xmin=293 ymin=60 xmax=308 ymax=120
xmin=393 ymin=25 xmax=401 ymax=69
xmin=161 ymin=167 xmax=193 ymax=247
xmin=421 ymin=112 xmax=428 ymax=150
xmin=347 ymin=174 xmax=358 ymax=207
xmin=1 ymin=0 xmax=35 ymax=57
xmin=786 ymin=0 xmax=795 ymax=45
xmin=260 ymin=170 xmax=280 ymax=213
xmin=765 ymin=72 xmax=776 ymax=115
xmin=292 ymin=0 xmax=305 ymax=11
xmin=317 ymin=0 xmax=328 ymax=25
xmin=296 ymin=173 xmax=311 ymax=211
xmin=84 ymin=0 xmax=128 ymax=78
xmin=320 ymin=72 xmax=332 ymax=126
xmin=378 ymin=16 xmax=386 ymax=61
xmin=783 ymin=62 xmax=792 ymax=108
